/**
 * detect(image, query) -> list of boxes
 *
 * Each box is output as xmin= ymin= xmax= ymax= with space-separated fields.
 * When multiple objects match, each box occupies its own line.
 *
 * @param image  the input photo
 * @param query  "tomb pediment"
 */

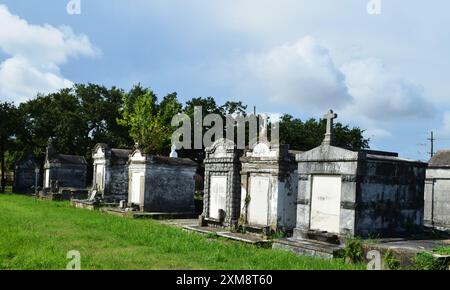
xmin=207 ymin=138 xmax=237 ymax=158
xmin=247 ymin=142 xmax=278 ymax=158
xmin=93 ymin=144 xmax=107 ymax=159
xmin=130 ymin=149 xmax=146 ymax=162
xmin=296 ymin=145 xmax=360 ymax=162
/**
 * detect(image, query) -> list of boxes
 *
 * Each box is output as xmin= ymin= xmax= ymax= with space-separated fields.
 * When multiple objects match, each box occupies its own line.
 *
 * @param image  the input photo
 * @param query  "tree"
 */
xmin=180 ymin=97 xmax=222 ymax=164
xmin=219 ymin=101 xmax=247 ymax=116
xmin=15 ymin=84 xmax=134 ymax=165
xmin=118 ymin=85 xmax=182 ymax=155
xmin=16 ymin=89 xmax=85 ymax=162
xmin=0 ymin=102 xmax=19 ymax=192
xmin=75 ymin=83 xmax=133 ymax=155
xmin=279 ymin=114 xmax=369 ymax=151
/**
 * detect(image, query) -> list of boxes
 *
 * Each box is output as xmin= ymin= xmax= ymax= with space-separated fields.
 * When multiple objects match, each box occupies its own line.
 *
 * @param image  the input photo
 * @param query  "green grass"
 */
xmin=433 ymin=246 xmax=450 ymax=255
xmin=0 ymin=194 xmax=363 ymax=270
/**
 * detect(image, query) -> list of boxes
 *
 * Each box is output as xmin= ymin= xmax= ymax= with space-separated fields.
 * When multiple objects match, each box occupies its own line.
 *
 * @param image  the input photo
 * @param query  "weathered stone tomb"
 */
xmin=13 ymin=153 xmax=38 ymax=194
xmin=92 ymin=143 xmax=131 ymax=201
xmin=43 ymin=140 xmax=88 ymax=191
xmin=425 ymin=150 xmax=450 ymax=229
xmin=294 ymin=110 xmax=427 ymax=241
xmin=201 ymin=139 xmax=243 ymax=228
xmin=128 ymin=148 xmax=197 ymax=213
xmin=239 ymin=141 xmax=299 ymax=234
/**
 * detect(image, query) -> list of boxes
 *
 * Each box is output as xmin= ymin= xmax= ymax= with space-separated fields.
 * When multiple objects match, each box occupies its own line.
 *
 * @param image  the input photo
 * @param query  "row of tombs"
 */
xmin=12 ymin=110 xmax=450 ymax=244
xmin=15 ymin=140 xmax=199 ymax=214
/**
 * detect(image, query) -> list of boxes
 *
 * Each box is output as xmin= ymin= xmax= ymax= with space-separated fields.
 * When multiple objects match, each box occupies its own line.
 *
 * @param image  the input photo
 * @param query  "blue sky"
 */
xmin=1 ymin=0 xmax=450 ymax=161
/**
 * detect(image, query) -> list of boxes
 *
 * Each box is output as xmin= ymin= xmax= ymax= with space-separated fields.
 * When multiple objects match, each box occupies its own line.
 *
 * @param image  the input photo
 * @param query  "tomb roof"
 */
xmin=54 ymin=154 xmax=87 ymax=165
xmin=429 ymin=150 xmax=450 ymax=167
xmin=152 ymin=155 xmax=198 ymax=167
xmin=111 ymin=148 xmax=132 ymax=160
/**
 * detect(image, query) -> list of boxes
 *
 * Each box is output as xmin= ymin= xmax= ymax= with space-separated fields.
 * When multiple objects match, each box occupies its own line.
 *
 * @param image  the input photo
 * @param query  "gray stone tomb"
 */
xmin=13 ymin=153 xmax=38 ymax=194
xmin=127 ymin=148 xmax=197 ymax=213
xmin=201 ymin=138 xmax=243 ymax=228
xmin=43 ymin=140 xmax=88 ymax=191
xmin=92 ymin=143 xmax=131 ymax=201
xmin=294 ymin=110 xmax=427 ymax=241
xmin=425 ymin=150 xmax=450 ymax=229
xmin=239 ymin=141 xmax=299 ymax=234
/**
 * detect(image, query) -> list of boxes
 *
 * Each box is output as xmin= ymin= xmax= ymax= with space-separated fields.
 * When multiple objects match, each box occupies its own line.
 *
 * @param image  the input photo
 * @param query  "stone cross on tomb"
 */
xmin=322 ymin=109 xmax=338 ymax=146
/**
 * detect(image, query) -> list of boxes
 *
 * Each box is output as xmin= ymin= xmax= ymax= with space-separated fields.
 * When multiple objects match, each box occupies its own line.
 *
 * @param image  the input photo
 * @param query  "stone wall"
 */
xmin=92 ymin=144 xmax=131 ymax=200
xmin=356 ymin=159 xmax=426 ymax=237
xmin=425 ymin=168 xmax=450 ymax=228
xmin=143 ymin=165 xmax=196 ymax=213
xmin=108 ymin=165 xmax=129 ymax=199
xmin=46 ymin=163 xmax=87 ymax=189
xmin=13 ymin=156 xmax=37 ymax=193
xmin=128 ymin=149 xmax=197 ymax=213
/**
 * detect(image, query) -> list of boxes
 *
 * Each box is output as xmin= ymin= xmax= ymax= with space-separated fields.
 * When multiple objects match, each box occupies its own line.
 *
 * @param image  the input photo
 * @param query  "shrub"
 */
xmin=384 ymin=250 xmax=400 ymax=270
xmin=343 ymin=237 xmax=364 ymax=264
xmin=412 ymin=252 xmax=448 ymax=270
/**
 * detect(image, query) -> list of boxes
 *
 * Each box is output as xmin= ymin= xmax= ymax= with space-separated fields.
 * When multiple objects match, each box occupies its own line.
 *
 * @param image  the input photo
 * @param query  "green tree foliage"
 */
xmin=75 ymin=83 xmax=131 ymax=149
xmin=279 ymin=114 xmax=369 ymax=151
xmin=0 ymin=102 xmax=19 ymax=192
xmin=179 ymin=97 xmax=222 ymax=164
xmin=220 ymin=101 xmax=248 ymax=116
xmin=118 ymin=85 xmax=182 ymax=155
xmin=16 ymin=84 xmax=133 ymax=163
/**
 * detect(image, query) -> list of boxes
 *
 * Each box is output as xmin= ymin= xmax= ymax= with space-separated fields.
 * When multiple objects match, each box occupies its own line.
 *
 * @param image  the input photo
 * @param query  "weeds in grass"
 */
xmin=266 ymin=230 xmax=285 ymax=240
xmin=384 ymin=250 xmax=400 ymax=270
xmin=432 ymin=246 xmax=450 ymax=255
xmin=343 ymin=237 xmax=364 ymax=264
xmin=412 ymin=252 xmax=448 ymax=270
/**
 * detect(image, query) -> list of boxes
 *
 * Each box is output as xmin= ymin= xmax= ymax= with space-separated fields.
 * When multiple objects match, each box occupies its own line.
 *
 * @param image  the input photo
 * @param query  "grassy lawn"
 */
xmin=0 ymin=194 xmax=362 ymax=270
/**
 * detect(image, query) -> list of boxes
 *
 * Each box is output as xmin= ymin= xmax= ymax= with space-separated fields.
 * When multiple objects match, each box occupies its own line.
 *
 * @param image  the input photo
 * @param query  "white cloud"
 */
xmin=216 ymin=35 xmax=437 ymax=147
xmin=364 ymin=128 xmax=393 ymax=140
xmin=341 ymin=58 xmax=435 ymax=121
xmin=227 ymin=36 xmax=352 ymax=111
xmin=223 ymin=35 xmax=435 ymax=125
xmin=435 ymin=111 xmax=450 ymax=138
xmin=0 ymin=5 xmax=98 ymax=103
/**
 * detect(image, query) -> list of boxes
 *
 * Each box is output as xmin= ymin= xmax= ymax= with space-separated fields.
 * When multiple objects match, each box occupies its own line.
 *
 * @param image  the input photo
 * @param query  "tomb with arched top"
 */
xmin=200 ymin=138 xmax=243 ymax=228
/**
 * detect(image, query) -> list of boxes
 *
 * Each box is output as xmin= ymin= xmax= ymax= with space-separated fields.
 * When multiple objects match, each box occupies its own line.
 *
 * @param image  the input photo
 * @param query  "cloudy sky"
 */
xmin=1 ymin=0 xmax=450 ymax=160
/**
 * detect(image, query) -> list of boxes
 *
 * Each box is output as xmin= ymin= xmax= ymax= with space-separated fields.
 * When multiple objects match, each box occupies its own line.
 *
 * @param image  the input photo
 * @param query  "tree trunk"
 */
xmin=0 ymin=140 xmax=4 ymax=193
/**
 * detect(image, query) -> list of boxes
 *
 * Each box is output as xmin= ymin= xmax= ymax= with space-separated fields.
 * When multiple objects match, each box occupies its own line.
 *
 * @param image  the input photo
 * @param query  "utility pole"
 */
xmin=428 ymin=131 xmax=435 ymax=158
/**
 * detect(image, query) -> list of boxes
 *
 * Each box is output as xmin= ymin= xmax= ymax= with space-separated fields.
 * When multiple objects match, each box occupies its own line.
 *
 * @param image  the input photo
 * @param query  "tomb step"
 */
xmin=132 ymin=212 xmax=198 ymax=220
xmin=217 ymin=232 xmax=271 ymax=246
xmin=183 ymin=225 xmax=225 ymax=235
xmin=102 ymin=208 xmax=197 ymax=219
xmin=184 ymin=225 xmax=271 ymax=246
xmin=273 ymin=238 xmax=344 ymax=259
